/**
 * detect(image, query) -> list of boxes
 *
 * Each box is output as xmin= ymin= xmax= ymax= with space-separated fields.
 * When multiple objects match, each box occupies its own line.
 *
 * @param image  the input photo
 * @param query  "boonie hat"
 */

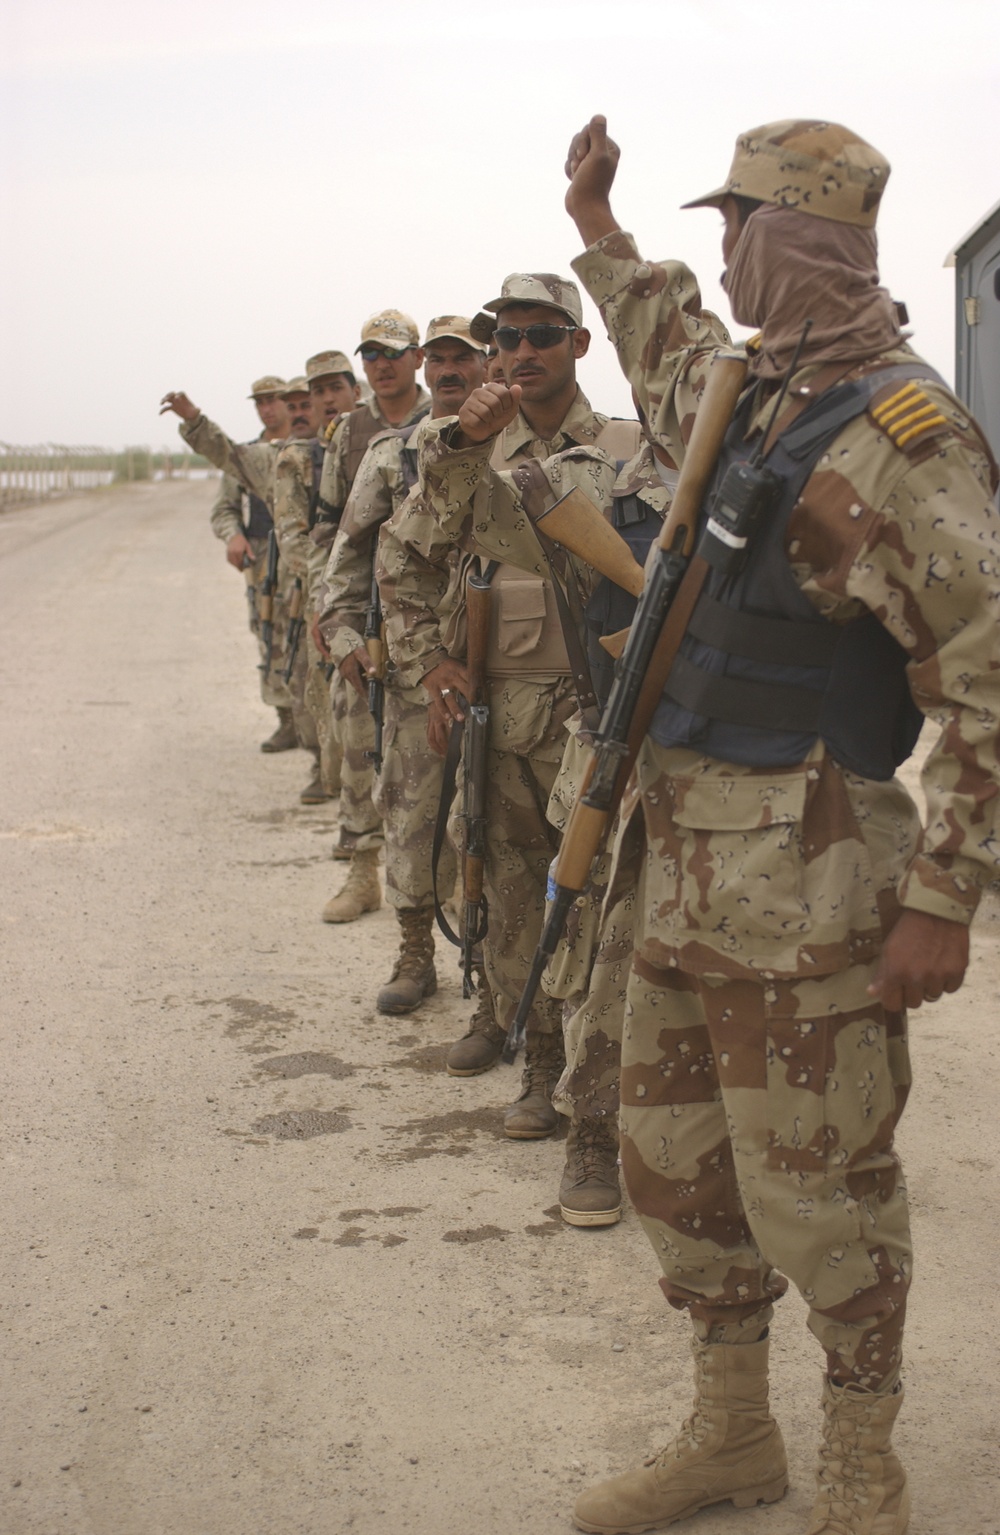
xmin=683 ymin=119 xmax=890 ymax=228
xmin=422 ymin=315 xmax=488 ymax=353
xmin=306 ymin=350 xmax=354 ymax=384
xmin=248 ymin=375 xmax=286 ymax=398
xmin=481 ymin=273 xmax=583 ymax=327
xmin=279 ymin=376 xmax=310 ymax=397
xmin=355 ymin=310 xmax=420 ymax=354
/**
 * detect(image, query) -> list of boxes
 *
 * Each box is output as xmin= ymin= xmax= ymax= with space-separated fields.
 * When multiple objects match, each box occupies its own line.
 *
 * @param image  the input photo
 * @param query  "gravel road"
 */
xmin=2 ymin=480 xmax=998 ymax=1535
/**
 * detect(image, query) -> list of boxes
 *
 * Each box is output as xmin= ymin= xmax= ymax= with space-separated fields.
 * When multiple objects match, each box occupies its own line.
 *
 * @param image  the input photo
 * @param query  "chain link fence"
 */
xmin=1 ymin=444 xmax=214 ymax=509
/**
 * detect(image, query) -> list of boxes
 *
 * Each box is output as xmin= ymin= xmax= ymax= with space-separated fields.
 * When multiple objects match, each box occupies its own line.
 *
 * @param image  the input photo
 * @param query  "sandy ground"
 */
xmin=1 ymin=478 xmax=998 ymax=1535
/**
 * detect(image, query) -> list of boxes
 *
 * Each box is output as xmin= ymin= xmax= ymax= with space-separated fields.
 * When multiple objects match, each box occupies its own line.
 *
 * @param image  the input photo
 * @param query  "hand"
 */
xmin=455 ymin=382 xmax=522 ymax=446
xmin=311 ymin=614 xmax=331 ymax=660
xmin=867 ymin=909 xmax=970 ymax=1012
xmin=564 ymin=114 xmax=622 ymax=246
xmin=339 ymin=645 xmax=374 ymax=699
xmin=159 ymin=391 xmax=200 ymax=421
xmin=226 ymin=532 xmax=254 ymax=571
xmin=422 ymin=659 xmax=471 ymax=757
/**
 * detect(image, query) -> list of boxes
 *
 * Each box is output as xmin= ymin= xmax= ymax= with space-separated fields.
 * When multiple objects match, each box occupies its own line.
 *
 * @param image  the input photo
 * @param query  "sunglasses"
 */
xmin=359 ymin=344 xmax=412 ymax=362
xmin=493 ymin=323 xmax=577 ymax=352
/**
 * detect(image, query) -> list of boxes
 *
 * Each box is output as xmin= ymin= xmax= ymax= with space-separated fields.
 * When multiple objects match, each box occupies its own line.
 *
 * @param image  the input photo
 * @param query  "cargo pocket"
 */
xmin=493 ymin=577 xmax=547 ymax=658
xmin=669 ymin=769 xmax=812 ymax=957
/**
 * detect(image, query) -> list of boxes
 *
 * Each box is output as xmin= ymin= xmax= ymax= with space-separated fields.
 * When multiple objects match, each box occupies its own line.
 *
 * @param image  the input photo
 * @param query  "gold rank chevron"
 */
xmin=871 ymin=381 xmax=947 ymax=448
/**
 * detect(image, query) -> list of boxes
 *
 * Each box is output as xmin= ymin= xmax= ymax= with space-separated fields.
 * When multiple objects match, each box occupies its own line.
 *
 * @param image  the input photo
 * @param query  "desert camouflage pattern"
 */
xmin=208 ymin=469 xmax=247 ymax=544
xmin=306 ymin=350 xmax=352 ymax=383
xmin=246 ymin=532 xmax=295 ymax=712
xmin=304 ymin=627 xmax=342 ymax=794
xmin=248 ymin=375 xmax=285 ymax=398
xmin=330 ymin=673 xmax=382 ymax=854
xmin=316 ymin=387 xmax=431 ymax=541
xmin=378 ymin=392 xmax=619 ymax=1048
xmin=573 ymin=231 xmax=1000 ymax=928
xmin=373 ymin=680 xmax=457 ymax=911
xmin=620 ymin=947 xmax=912 ymax=1388
xmin=355 ymin=309 xmax=420 ymax=353
xmin=179 ymin=414 xmax=277 ymax=506
xmin=682 ymin=119 xmax=891 ymax=228
xmin=569 ymin=228 xmax=1000 ymax=1383
xmin=480 ymin=271 xmax=584 ymax=326
xmin=423 ymin=315 xmax=487 ymax=352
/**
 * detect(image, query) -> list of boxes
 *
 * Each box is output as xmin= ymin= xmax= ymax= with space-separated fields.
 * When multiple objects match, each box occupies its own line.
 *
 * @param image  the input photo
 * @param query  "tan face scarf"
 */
xmin=724 ymin=202 xmax=902 ymax=380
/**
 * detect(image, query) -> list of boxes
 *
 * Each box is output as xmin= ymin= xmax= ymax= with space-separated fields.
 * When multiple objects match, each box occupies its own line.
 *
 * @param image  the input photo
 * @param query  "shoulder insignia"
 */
xmin=869 ymin=381 xmax=949 ymax=455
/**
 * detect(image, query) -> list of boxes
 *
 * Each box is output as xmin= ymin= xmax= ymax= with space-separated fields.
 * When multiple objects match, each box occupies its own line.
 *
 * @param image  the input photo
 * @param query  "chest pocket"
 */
xmin=485 ymin=563 xmax=571 ymax=676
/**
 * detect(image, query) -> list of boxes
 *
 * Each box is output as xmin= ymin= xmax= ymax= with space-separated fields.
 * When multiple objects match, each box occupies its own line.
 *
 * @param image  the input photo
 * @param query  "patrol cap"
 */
xmin=306 ymin=350 xmax=354 ymax=384
xmin=355 ymin=309 xmax=421 ymax=354
xmin=469 ymin=310 xmax=498 ymax=346
xmin=682 ymin=120 xmax=890 ymax=228
xmin=248 ymin=375 xmax=286 ymax=398
xmin=481 ymin=273 xmax=584 ymax=326
xmin=279 ymin=375 xmax=310 ymax=397
xmin=422 ymin=315 xmax=488 ymax=353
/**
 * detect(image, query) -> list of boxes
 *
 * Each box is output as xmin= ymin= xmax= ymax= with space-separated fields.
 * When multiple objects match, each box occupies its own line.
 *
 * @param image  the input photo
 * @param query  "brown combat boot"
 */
xmin=805 ymin=1378 xmax=909 ymax=1534
xmin=503 ymin=1031 xmax=566 ymax=1139
xmin=376 ymin=908 xmax=437 ymax=1015
xmin=573 ymin=1336 xmax=788 ymax=1533
xmin=261 ymin=707 xmax=297 ymax=753
xmin=559 ymin=1115 xmax=622 ymax=1227
xmin=321 ymin=849 xmax=381 ymax=923
xmin=446 ymin=977 xmax=506 ymax=1076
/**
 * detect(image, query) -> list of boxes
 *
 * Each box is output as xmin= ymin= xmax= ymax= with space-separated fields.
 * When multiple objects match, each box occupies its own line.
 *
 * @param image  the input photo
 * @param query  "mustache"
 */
xmin=435 ymin=375 xmax=465 ymax=389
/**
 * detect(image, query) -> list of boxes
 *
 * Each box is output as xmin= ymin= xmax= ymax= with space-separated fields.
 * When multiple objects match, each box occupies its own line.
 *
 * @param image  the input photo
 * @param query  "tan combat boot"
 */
xmin=559 ymin=1115 xmax=622 ymax=1227
xmin=301 ymin=751 xmax=334 ymax=804
xmin=261 ymin=707 xmax=297 ymax=753
xmin=376 ymin=908 xmax=437 ymax=1015
xmin=503 ymin=1031 xmax=566 ymax=1139
xmin=805 ymin=1378 xmax=909 ymax=1534
xmin=446 ymin=977 xmax=507 ymax=1076
xmin=321 ymin=849 xmax=381 ymax=923
xmin=573 ymin=1336 xmax=788 ymax=1533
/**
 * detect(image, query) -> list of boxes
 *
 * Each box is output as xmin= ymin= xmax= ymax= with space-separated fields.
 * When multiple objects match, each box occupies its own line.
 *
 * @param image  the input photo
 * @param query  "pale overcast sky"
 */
xmin=2 ymin=0 xmax=998 ymax=447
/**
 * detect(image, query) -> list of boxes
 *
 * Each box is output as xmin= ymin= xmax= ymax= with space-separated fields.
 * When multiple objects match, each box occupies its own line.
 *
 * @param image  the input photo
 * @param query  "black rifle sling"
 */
xmin=429 ymin=557 xmax=500 ymax=947
xmin=532 ymin=533 xmax=600 ymax=731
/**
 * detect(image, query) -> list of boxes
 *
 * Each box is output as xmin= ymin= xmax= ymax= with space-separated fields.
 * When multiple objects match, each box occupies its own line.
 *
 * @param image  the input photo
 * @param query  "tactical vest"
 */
xmin=478 ymin=418 xmax=644 ymax=680
xmin=650 ymin=364 xmax=942 ymax=780
xmin=585 ymin=477 xmax=662 ymax=707
xmin=344 ymin=400 xmax=431 ymax=490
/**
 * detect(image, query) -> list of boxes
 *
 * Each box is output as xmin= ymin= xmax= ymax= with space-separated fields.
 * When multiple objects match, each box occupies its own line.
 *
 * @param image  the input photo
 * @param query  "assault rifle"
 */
xmin=282 ymin=577 xmax=305 ymax=685
xmin=455 ymin=566 xmax=492 ymax=997
xmin=363 ymin=564 xmax=386 ymax=773
xmin=258 ymin=529 xmax=280 ymax=678
xmin=242 ymin=552 xmax=257 ymax=626
xmin=503 ymin=350 xmax=750 ymax=1061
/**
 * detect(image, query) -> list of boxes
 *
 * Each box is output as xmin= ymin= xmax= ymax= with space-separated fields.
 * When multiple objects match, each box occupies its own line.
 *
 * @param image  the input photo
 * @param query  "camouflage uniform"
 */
xmin=570 ymin=220 xmax=1000 ymax=1385
xmin=180 ymin=414 xmax=300 ymax=706
xmin=315 ymin=383 xmax=431 ymax=853
xmin=208 ymin=466 xmax=294 ymax=711
xmin=318 ymin=418 xmax=458 ymax=902
xmin=380 ymin=389 xmax=627 ymax=1070
xmin=272 ymin=434 xmax=340 ymax=790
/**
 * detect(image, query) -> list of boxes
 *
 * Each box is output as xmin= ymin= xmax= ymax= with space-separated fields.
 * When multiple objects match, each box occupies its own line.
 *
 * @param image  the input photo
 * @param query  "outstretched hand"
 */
xmin=564 ymin=114 xmax=622 ymax=245
xmin=456 ymin=382 xmax=522 ymax=446
xmin=867 ymin=908 xmax=969 ymax=1012
xmin=159 ymin=391 xmax=200 ymax=421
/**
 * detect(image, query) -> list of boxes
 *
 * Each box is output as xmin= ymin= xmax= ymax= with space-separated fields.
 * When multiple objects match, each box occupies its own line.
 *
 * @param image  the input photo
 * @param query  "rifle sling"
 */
xmin=533 ymin=533 xmax=600 ymax=731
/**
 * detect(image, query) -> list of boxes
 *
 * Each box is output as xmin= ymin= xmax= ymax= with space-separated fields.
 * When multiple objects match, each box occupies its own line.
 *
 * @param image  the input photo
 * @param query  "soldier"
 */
xmin=377 ymin=272 xmax=639 ymax=1136
xmin=312 ymin=311 xmax=431 ymax=924
xmin=205 ymin=375 xmax=295 ymax=751
xmin=271 ymin=353 xmax=360 ymax=805
xmin=557 ymin=114 xmax=1000 ymax=1534
xmin=317 ymin=316 xmax=488 ymax=1010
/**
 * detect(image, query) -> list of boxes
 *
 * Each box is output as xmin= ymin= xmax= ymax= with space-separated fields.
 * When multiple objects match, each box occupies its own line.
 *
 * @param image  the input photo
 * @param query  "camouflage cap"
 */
xmin=469 ymin=310 xmax=498 ymax=346
xmin=422 ymin=315 xmax=488 ymax=353
xmin=355 ymin=309 xmax=421 ymax=354
xmin=481 ymin=273 xmax=583 ymax=327
xmin=306 ymin=350 xmax=354 ymax=384
xmin=682 ymin=120 xmax=890 ymax=228
xmin=279 ymin=375 xmax=310 ymax=397
xmin=248 ymin=375 xmax=286 ymax=398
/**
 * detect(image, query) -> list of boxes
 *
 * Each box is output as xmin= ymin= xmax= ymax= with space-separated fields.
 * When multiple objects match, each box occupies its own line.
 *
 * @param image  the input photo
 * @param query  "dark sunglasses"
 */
xmin=493 ymin=323 xmax=577 ymax=352
xmin=359 ymin=345 xmax=412 ymax=362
